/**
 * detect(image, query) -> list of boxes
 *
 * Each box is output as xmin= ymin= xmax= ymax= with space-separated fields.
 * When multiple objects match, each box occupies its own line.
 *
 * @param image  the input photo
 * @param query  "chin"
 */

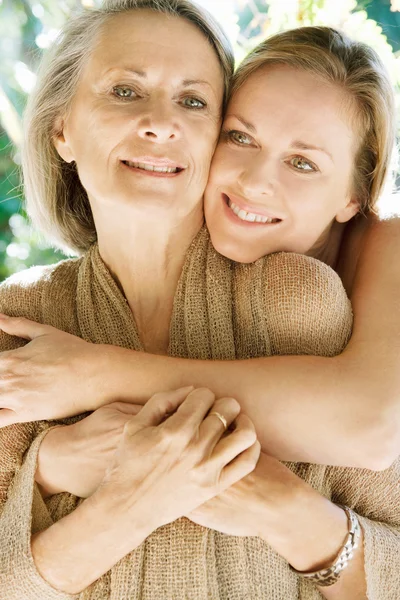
xmin=210 ymin=231 xmax=261 ymax=264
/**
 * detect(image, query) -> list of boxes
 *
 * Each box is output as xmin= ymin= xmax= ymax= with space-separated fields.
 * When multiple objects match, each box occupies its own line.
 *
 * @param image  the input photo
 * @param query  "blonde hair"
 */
xmin=232 ymin=27 xmax=396 ymax=215
xmin=22 ymin=0 xmax=234 ymax=255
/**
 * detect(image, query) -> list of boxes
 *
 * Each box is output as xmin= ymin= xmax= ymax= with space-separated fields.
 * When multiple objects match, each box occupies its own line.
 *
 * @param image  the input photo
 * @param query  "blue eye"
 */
xmin=112 ymin=86 xmax=137 ymax=100
xmin=290 ymin=156 xmax=316 ymax=172
xmin=182 ymin=97 xmax=206 ymax=109
xmin=227 ymin=130 xmax=253 ymax=146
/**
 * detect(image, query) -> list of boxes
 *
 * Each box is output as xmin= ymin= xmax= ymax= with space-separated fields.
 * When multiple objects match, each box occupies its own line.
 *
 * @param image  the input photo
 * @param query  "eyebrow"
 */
xmin=292 ymin=140 xmax=333 ymax=162
xmin=228 ymin=114 xmax=257 ymax=134
xmin=101 ymin=68 xmax=213 ymax=89
xmin=228 ymin=114 xmax=333 ymax=162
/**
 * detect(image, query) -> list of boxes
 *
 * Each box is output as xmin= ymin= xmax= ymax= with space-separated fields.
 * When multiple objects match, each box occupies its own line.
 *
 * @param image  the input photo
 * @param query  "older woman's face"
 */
xmin=54 ymin=10 xmax=224 ymax=217
xmin=204 ymin=65 xmax=360 ymax=263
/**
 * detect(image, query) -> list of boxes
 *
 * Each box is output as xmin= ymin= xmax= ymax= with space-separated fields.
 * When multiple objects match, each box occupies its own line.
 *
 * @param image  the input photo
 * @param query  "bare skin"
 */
xmin=0 ymin=215 xmax=399 ymax=470
xmin=31 ymin=387 xmax=260 ymax=594
xmin=0 ymin=13 xmax=396 ymax=598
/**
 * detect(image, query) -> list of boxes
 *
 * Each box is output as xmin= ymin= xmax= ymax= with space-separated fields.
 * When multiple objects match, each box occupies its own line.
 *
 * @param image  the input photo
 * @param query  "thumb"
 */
xmin=0 ymin=408 xmax=19 ymax=428
xmin=0 ymin=314 xmax=54 ymax=341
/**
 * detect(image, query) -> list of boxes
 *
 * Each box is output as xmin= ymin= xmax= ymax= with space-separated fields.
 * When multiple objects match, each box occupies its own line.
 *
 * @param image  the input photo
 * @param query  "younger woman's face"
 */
xmin=204 ymin=65 xmax=360 ymax=263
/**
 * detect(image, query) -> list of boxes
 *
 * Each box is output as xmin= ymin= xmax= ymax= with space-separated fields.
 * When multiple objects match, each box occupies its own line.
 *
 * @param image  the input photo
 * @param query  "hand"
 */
xmin=187 ymin=452 xmax=300 ymax=537
xmin=95 ymin=387 xmax=261 ymax=531
xmin=187 ymin=452 xmax=350 ymax=576
xmin=36 ymin=400 xmax=143 ymax=498
xmin=0 ymin=314 xmax=109 ymax=426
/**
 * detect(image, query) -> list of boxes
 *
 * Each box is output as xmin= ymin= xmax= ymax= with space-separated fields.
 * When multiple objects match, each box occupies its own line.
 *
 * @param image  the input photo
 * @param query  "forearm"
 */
xmin=31 ymin=488 xmax=150 ymax=594
xmin=259 ymin=480 xmax=366 ymax=599
xmin=99 ymin=343 xmax=395 ymax=469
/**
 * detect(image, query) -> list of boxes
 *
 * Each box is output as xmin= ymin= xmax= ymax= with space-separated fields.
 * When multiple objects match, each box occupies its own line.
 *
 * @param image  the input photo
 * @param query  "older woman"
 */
xmin=0 ymin=2 xmax=399 ymax=600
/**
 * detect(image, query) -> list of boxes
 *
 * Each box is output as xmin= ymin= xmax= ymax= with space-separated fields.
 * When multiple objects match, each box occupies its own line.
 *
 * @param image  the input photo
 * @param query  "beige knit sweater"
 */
xmin=0 ymin=227 xmax=399 ymax=600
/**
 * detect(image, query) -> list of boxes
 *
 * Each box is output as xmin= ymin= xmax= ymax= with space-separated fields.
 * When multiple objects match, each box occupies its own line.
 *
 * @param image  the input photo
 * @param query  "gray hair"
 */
xmin=22 ymin=0 xmax=234 ymax=255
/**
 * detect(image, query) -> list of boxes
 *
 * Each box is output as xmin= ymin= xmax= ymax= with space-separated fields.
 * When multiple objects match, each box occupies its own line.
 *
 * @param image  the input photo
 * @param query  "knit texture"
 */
xmin=0 ymin=227 xmax=398 ymax=599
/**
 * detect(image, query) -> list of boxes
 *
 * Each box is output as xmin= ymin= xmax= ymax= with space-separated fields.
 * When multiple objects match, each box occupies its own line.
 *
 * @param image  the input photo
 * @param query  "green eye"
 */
xmin=229 ymin=130 xmax=253 ymax=145
xmin=182 ymin=97 xmax=205 ymax=109
xmin=290 ymin=156 xmax=315 ymax=171
xmin=113 ymin=86 xmax=136 ymax=99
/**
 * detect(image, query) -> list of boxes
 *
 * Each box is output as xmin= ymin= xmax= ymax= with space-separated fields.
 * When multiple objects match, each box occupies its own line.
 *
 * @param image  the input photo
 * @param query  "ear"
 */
xmin=52 ymin=118 xmax=75 ymax=163
xmin=335 ymin=195 xmax=360 ymax=224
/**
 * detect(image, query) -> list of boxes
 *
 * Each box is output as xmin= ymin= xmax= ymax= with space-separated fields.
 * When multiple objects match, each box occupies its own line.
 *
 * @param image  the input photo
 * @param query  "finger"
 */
xmin=0 ymin=314 xmax=54 ymax=341
xmin=165 ymin=387 xmax=217 ymax=433
xmin=211 ymin=414 xmax=257 ymax=468
xmin=103 ymin=401 xmax=143 ymax=416
xmin=197 ymin=397 xmax=240 ymax=451
xmin=125 ymin=386 xmax=194 ymax=432
xmin=220 ymin=440 xmax=261 ymax=490
xmin=0 ymin=408 xmax=19 ymax=428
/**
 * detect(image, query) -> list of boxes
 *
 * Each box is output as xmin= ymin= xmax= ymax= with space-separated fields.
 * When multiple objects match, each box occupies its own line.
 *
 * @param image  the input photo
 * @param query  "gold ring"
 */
xmin=209 ymin=411 xmax=228 ymax=431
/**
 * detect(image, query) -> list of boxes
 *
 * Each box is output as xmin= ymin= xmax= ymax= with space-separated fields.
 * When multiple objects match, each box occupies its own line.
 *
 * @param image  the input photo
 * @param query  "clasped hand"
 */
xmin=38 ymin=386 xmax=262 ymax=534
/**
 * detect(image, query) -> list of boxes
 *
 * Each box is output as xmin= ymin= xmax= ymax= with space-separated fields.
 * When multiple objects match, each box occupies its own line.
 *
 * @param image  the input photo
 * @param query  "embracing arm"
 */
xmin=112 ymin=217 xmax=400 ymax=469
xmin=1 ymin=218 xmax=399 ymax=468
xmin=87 ymin=218 xmax=399 ymax=469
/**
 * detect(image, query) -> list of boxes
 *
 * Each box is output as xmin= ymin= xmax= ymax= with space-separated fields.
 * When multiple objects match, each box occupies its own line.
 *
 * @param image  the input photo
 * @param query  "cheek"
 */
xmin=209 ymin=145 xmax=240 ymax=184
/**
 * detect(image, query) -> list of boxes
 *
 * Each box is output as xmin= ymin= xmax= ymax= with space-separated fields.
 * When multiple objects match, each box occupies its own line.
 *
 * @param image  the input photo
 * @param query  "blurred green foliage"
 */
xmin=0 ymin=0 xmax=399 ymax=280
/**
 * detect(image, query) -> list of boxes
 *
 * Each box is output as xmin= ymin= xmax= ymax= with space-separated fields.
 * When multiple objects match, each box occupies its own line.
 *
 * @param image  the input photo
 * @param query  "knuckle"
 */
xmin=242 ymin=453 xmax=258 ymax=472
xmin=216 ymin=397 xmax=240 ymax=414
xmin=160 ymin=424 xmax=187 ymax=447
xmin=190 ymin=387 xmax=215 ymax=402
xmin=148 ymin=391 xmax=165 ymax=403
xmin=1 ymin=353 xmax=18 ymax=370
xmin=123 ymin=418 xmax=138 ymax=436
xmin=237 ymin=427 xmax=258 ymax=447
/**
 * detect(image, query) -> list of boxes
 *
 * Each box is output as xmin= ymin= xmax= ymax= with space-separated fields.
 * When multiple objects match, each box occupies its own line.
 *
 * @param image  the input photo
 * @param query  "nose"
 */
xmin=238 ymin=153 xmax=275 ymax=197
xmin=136 ymin=99 xmax=180 ymax=143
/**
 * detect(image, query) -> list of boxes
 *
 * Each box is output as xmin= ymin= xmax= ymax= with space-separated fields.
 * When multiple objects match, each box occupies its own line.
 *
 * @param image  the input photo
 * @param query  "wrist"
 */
xmin=35 ymin=426 xmax=70 ymax=498
xmin=93 ymin=344 xmax=138 ymax=408
xmin=259 ymin=477 xmax=348 ymax=572
xmin=89 ymin=483 xmax=157 ymax=542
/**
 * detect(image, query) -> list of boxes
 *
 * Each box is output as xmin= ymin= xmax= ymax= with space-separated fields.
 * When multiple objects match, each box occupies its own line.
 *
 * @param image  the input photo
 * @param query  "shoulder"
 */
xmin=261 ymin=251 xmax=348 ymax=304
xmin=1 ymin=257 xmax=81 ymax=313
xmin=258 ymin=252 xmax=353 ymax=356
xmin=0 ymin=258 xmax=83 ymax=349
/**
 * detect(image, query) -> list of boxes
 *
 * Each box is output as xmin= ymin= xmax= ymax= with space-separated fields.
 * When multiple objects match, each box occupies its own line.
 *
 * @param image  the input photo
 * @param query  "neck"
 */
xmin=92 ymin=199 xmax=204 ymax=352
xmin=307 ymin=221 xmax=347 ymax=270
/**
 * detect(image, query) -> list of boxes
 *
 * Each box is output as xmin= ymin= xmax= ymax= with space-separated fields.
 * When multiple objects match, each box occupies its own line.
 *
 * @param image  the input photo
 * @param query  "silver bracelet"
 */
xmin=289 ymin=505 xmax=361 ymax=587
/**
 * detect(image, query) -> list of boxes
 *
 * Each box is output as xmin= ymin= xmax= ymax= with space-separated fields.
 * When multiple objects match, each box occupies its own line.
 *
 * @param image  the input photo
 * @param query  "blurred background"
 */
xmin=0 ymin=0 xmax=399 ymax=280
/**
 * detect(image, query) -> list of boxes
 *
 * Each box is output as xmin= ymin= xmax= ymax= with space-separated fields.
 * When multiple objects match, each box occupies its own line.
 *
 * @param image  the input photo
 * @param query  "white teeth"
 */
xmin=126 ymin=161 xmax=178 ymax=173
xmin=228 ymin=200 xmax=279 ymax=224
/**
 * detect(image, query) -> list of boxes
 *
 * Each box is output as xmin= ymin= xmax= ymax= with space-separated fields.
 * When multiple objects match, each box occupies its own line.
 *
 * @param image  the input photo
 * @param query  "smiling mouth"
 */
xmin=122 ymin=160 xmax=184 ymax=174
xmin=224 ymin=195 xmax=282 ymax=224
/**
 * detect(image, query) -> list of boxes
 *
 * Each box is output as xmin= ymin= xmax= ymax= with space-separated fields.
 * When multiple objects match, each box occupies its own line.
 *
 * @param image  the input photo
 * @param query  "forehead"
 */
xmin=230 ymin=64 xmax=358 ymax=146
xmin=86 ymin=9 xmax=223 ymax=88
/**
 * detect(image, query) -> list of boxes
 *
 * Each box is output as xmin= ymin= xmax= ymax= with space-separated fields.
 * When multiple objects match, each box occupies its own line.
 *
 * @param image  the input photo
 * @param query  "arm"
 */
xmin=1 ymin=218 xmax=398 ymax=468
xmin=1 ymin=387 xmax=259 ymax=597
xmin=260 ymin=472 xmax=367 ymax=600
xmin=189 ymin=451 xmax=400 ymax=600
xmin=97 ymin=216 xmax=399 ymax=468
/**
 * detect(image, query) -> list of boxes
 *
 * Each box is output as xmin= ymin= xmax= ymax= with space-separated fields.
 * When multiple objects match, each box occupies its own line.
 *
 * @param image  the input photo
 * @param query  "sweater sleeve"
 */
xmin=0 ymin=267 xmax=81 ymax=599
xmin=0 ymin=430 xmax=78 ymax=600
xmin=324 ymin=458 xmax=400 ymax=600
xmin=261 ymin=252 xmax=352 ymax=357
